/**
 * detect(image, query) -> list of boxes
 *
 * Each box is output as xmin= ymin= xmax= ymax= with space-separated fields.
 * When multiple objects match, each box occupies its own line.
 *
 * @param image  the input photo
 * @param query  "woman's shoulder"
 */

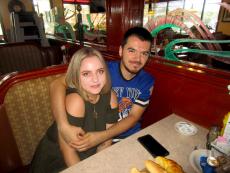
xmin=66 ymin=87 xmax=84 ymax=106
xmin=66 ymin=90 xmax=85 ymax=118
xmin=66 ymin=87 xmax=78 ymax=95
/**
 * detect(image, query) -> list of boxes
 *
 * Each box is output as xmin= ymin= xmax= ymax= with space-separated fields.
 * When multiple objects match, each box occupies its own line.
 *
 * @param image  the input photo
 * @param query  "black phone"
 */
xmin=137 ymin=134 xmax=169 ymax=157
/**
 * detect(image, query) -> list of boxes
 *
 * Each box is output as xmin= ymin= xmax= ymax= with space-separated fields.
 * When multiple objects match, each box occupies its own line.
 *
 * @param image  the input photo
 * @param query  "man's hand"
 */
xmin=58 ymin=124 xmax=85 ymax=145
xmin=69 ymin=131 xmax=106 ymax=151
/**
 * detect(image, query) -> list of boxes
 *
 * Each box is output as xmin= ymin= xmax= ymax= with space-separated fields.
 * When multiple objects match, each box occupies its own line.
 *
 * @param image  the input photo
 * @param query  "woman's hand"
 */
xmin=69 ymin=131 xmax=107 ymax=151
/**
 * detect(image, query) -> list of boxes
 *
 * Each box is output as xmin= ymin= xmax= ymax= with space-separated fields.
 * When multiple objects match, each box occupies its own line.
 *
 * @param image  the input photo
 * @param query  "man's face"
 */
xmin=119 ymin=36 xmax=151 ymax=77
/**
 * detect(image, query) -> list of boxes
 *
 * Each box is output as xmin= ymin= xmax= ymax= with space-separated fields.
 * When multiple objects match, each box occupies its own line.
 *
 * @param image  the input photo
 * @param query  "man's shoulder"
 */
xmin=138 ymin=70 xmax=154 ymax=82
xmin=107 ymin=60 xmax=119 ymax=68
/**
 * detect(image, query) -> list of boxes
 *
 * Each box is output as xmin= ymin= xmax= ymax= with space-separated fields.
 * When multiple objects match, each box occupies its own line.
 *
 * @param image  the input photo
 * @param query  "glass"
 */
xmin=203 ymin=0 xmax=221 ymax=32
xmin=206 ymin=126 xmax=220 ymax=150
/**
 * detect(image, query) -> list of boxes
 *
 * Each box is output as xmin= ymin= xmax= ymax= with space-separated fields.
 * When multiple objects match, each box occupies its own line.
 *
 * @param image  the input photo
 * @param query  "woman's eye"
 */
xmin=98 ymin=69 xmax=104 ymax=74
xmin=82 ymin=72 xmax=89 ymax=77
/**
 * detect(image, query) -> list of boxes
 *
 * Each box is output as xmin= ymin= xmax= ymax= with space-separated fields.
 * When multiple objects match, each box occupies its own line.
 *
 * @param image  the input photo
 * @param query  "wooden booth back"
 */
xmin=0 ymin=53 xmax=229 ymax=173
xmin=0 ymin=42 xmax=63 ymax=76
xmin=0 ymin=65 xmax=67 ymax=173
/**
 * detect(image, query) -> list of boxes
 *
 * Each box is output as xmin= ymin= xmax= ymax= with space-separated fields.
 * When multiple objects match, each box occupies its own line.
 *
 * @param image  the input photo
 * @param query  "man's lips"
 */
xmin=129 ymin=61 xmax=142 ymax=68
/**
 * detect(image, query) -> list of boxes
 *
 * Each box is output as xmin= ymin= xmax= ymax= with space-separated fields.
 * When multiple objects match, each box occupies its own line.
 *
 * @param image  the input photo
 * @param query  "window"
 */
xmin=63 ymin=0 xmax=106 ymax=43
xmin=0 ymin=10 xmax=4 ymax=42
xmin=63 ymin=4 xmax=90 ymax=31
xmin=144 ymin=0 xmax=221 ymax=32
xmin=168 ymin=0 xmax=183 ymax=12
xmin=0 ymin=20 xmax=3 ymax=39
xmin=32 ymin=0 xmax=53 ymax=35
xmin=203 ymin=0 xmax=221 ymax=32
xmin=143 ymin=0 xmax=229 ymax=71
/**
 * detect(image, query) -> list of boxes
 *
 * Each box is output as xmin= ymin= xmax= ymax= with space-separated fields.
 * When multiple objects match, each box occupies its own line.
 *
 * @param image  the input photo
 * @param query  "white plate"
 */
xmin=189 ymin=149 xmax=210 ymax=173
xmin=175 ymin=121 xmax=198 ymax=136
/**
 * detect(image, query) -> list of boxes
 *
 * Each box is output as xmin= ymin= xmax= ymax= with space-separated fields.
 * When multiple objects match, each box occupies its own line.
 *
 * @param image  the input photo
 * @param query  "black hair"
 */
xmin=121 ymin=27 xmax=153 ymax=47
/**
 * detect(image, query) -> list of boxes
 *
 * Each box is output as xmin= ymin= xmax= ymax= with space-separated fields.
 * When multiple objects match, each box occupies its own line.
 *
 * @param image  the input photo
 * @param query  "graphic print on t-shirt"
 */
xmin=118 ymin=97 xmax=132 ymax=121
xmin=113 ymin=86 xmax=141 ymax=121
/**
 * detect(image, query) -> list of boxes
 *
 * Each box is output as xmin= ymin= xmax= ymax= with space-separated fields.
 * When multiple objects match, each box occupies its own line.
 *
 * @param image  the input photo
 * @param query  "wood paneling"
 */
xmin=142 ymin=57 xmax=230 ymax=128
xmin=106 ymin=0 xmax=144 ymax=52
xmin=0 ymin=105 xmax=22 ymax=173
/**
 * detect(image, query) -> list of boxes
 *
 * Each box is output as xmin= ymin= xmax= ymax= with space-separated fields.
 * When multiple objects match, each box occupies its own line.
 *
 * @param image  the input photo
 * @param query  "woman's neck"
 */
xmin=88 ymin=94 xmax=100 ymax=104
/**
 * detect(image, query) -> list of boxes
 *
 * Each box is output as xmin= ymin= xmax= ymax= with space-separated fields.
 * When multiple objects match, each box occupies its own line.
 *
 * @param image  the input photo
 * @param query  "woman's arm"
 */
xmin=59 ymin=92 xmax=85 ymax=166
xmin=59 ymin=133 xmax=80 ymax=166
xmin=97 ymin=91 xmax=118 ymax=152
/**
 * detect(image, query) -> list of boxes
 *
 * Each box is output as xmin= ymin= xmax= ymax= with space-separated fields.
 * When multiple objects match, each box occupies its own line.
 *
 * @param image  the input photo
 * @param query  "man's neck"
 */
xmin=120 ymin=63 xmax=136 ymax=80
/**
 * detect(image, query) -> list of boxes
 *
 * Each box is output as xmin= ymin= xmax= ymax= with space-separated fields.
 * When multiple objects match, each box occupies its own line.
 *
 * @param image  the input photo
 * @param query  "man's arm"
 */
xmin=70 ymin=104 xmax=146 ymax=151
xmin=50 ymin=75 xmax=67 ymax=124
xmin=105 ymin=85 xmax=154 ymax=140
xmin=96 ymin=91 xmax=118 ymax=152
xmin=50 ymin=76 xmax=85 ymax=144
xmin=107 ymin=104 xmax=146 ymax=137
xmin=70 ymin=86 xmax=154 ymax=151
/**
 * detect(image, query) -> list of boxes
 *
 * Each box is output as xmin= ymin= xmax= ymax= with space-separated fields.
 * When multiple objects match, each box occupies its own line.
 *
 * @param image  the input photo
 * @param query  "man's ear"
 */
xmin=119 ymin=46 xmax=122 ymax=57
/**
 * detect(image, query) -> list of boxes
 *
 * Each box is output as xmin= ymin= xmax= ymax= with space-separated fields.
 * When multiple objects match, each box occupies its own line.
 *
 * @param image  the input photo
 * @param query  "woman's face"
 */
xmin=79 ymin=56 xmax=106 ymax=95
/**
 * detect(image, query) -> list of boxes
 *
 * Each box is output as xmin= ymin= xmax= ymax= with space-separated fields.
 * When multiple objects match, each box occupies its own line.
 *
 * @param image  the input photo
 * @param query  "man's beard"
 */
xmin=122 ymin=60 xmax=141 ymax=75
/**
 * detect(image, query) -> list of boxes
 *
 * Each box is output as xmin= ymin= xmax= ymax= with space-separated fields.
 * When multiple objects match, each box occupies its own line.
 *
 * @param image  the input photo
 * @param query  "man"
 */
xmin=50 ymin=27 xmax=154 ymax=151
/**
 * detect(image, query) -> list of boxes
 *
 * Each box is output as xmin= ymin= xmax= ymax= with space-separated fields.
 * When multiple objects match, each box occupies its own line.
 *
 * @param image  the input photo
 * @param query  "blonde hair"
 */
xmin=65 ymin=47 xmax=111 ymax=101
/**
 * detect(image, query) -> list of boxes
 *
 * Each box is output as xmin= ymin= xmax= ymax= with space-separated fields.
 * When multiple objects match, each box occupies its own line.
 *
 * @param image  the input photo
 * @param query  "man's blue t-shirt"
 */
xmin=107 ymin=61 xmax=154 ymax=138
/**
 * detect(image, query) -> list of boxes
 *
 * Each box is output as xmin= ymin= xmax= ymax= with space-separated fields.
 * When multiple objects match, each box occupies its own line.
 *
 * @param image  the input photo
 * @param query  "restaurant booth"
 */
xmin=0 ymin=0 xmax=229 ymax=173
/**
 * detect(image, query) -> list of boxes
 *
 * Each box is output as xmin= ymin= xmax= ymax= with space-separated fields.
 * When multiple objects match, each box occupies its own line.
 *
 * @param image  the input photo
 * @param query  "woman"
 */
xmin=29 ymin=47 xmax=119 ymax=173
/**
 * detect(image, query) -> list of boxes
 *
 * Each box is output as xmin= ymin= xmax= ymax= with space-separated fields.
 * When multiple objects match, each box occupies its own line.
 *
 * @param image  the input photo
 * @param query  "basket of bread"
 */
xmin=130 ymin=156 xmax=185 ymax=173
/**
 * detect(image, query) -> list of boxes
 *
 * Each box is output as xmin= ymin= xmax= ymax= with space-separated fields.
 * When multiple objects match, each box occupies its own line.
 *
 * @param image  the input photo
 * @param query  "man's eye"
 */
xmin=142 ymin=52 xmax=150 ymax=57
xmin=128 ymin=49 xmax=135 ymax=53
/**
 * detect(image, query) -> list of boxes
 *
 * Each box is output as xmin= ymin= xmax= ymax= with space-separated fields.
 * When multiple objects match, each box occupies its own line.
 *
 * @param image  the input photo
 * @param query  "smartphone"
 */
xmin=137 ymin=134 xmax=169 ymax=157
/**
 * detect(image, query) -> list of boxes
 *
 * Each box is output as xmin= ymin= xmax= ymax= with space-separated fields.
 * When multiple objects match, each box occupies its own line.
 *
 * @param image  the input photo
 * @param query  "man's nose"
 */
xmin=135 ymin=52 xmax=142 ymax=62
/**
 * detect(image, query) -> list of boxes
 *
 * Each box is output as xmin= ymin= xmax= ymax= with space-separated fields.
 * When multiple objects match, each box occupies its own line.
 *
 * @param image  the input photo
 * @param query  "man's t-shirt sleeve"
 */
xmin=134 ymin=74 xmax=154 ymax=107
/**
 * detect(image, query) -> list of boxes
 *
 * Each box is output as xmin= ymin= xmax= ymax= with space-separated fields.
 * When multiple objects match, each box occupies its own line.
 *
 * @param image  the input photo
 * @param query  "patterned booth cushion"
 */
xmin=4 ymin=74 xmax=63 ymax=165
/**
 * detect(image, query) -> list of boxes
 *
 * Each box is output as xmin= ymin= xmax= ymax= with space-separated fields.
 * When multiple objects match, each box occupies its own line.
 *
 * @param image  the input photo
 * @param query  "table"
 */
xmin=61 ymin=113 xmax=208 ymax=173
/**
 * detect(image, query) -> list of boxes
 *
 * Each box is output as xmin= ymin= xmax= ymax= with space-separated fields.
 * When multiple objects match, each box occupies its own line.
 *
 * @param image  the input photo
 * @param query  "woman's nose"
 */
xmin=92 ymin=73 xmax=99 ymax=82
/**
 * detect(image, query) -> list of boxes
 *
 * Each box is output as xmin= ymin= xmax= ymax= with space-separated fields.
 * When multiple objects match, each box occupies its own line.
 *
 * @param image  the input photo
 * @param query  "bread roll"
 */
xmin=145 ymin=160 xmax=167 ymax=173
xmin=130 ymin=167 xmax=148 ymax=173
xmin=155 ymin=156 xmax=184 ymax=173
xmin=130 ymin=167 xmax=141 ymax=173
